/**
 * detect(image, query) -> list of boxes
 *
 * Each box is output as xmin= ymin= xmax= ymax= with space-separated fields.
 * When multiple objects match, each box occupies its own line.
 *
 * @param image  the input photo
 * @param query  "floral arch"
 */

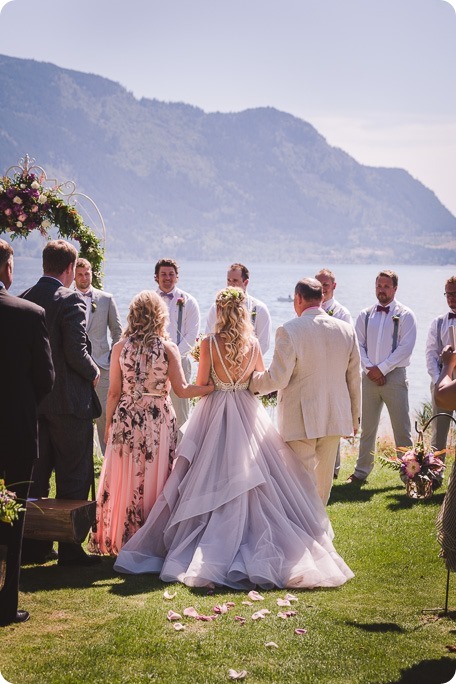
xmin=0 ymin=155 xmax=105 ymax=288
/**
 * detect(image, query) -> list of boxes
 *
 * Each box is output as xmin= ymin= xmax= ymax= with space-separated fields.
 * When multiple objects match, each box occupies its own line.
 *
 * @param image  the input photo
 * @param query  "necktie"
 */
xmin=377 ymin=305 xmax=390 ymax=313
xmin=449 ymin=312 xmax=456 ymax=320
xmin=160 ymin=291 xmax=173 ymax=300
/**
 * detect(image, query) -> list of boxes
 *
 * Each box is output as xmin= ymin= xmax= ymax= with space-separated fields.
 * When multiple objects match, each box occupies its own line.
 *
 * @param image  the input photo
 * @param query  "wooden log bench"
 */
xmin=24 ymin=499 xmax=96 ymax=544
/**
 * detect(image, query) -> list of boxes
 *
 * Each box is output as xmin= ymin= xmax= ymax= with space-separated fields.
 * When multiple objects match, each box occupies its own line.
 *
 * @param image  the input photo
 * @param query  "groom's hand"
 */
xmin=366 ymin=366 xmax=385 ymax=385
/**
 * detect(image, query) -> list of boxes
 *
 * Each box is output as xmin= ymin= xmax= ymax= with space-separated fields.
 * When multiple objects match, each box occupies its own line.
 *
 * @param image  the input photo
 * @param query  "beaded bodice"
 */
xmin=209 ymin=335 xmax=254 ymax=392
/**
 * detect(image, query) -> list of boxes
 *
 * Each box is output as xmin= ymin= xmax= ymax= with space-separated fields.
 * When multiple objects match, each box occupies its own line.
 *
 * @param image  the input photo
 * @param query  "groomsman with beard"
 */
xmin=21 ymin=240 xmax=101 ymax=566
xmin=0 ymin=239 xmax=54 ymax=626
xmin=347 ymin=270 xmax=417 ymax=484
xmin=206 ymin=262 xmax=272 ymax=355
xmin=250 ymin=277 xmax=361 ymax=505
xmin=74 ymin=257 xmax=122 ymax=454
xmin=154 ymin=258 xmax=200 ymax=429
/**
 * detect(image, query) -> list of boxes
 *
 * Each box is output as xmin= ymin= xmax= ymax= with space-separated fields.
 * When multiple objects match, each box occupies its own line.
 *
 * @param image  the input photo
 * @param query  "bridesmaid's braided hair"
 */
xmin=124 ymin=290 xmax=170 ymax=347
xmin=215 ymin=287 xmax=254 ymax=370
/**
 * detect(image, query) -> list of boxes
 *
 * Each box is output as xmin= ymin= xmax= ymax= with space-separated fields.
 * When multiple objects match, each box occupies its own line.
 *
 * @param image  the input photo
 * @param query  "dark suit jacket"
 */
xmin=0 ymin=286 xmax=54 ymax=623
xmin=21 ymin=277 xmax=99 ymax=419
xmin=0 ymin=287 xmax=55 ymax=473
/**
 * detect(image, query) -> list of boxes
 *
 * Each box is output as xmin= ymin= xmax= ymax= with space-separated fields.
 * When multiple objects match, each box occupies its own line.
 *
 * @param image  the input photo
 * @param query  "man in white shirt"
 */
xmin=74 ymin=258 xmax=122 ymax=454
xmin=315 ymin=268 xmax=353 ymax=478
xmin=425 ymin=275 xmax=456 ymax=453
xmin=154 ymin=258 xmax=200 ymax=428
xmin=348 ymin=270 xmax=417 ymax=483
xmin=206 ymin=263 xmax=272 ymax=355
xmin=315 ymin=268 xmax=353 ymax=325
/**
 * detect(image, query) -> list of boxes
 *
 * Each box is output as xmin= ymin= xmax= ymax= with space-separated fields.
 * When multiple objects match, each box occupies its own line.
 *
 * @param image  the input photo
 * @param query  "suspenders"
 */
xmin=364 ymin=305 xmax=400 ymax=355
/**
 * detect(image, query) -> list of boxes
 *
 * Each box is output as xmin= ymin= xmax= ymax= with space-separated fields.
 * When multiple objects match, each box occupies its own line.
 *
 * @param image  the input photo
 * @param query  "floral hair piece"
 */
xmin=218 ymin=287 xmax=244 ymax=302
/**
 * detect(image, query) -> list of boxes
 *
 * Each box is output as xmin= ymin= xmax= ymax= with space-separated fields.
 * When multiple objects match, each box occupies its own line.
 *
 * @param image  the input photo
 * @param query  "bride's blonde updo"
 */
xmin=215 ymin=287 xmax=254 ymax=370
xmin=124 ymin=290 xmax=169 ymax=347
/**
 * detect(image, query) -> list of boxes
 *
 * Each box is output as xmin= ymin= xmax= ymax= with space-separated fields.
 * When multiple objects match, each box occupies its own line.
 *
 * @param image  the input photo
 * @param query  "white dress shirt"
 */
xmin=205 ymin=292 xmax=272 ymax=355
xmin=76 ymin=287 xmax=93 ymax=325
xmin=425 ymin=312 xmax=456 ymax=384
xmin=158 ymin=286 xmax=200 ymax=357
xmin=355 ymin=299 xmax=417 ymax=376
xmin=322 ymin=297 xmax=353 ymax=325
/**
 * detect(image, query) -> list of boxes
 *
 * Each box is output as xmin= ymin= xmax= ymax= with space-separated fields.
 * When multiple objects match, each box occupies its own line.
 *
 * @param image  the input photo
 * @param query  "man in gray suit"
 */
xmin=250 ymin=278 xmax=361 ymax=505
xmin=21 ymin=240 xmax=101 ymax=566
xmin=75 ymin=258 xmax=122 ymax=454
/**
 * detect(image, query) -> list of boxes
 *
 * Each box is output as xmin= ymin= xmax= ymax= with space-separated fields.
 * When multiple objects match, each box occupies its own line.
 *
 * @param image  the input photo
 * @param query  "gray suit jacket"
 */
xmin=86 ymin=288 xmax=122 ymax=369
xmin=21 ymin=276 xmax=99 ymax=419
xmin=250 ymin=308 xmax=361 ymax=442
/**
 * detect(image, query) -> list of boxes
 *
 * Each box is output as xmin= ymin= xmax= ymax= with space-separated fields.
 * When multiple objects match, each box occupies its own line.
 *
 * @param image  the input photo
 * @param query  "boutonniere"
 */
xmin=176 ymin=297 xmax=185 ymax=308
xmin=392 ymin=315 xmax=400 ymax=322
xmin=91 ymin=301 xmax=97 ymax=313
xmin=327 ymin=309 xmax=334 ymax=316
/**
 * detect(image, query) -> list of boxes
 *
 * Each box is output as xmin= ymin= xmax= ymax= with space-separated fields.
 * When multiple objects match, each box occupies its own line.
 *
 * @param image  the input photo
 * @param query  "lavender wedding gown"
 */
xmin=114 ymin=336 xmax=354 ymax=589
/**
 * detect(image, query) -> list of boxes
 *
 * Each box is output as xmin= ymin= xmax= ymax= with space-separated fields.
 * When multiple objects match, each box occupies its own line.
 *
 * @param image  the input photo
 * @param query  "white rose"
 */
xmin=41 ymin=219 xmax=51 ymax=229
xmin=31 ymin=181 xmax=40 ymax=190
xmin=20 ymin=184 xmax=26 ymax=189
xmin=37 ymin=194 xmax=47 ymax=204
xmin=13 ymin=196 xmax=23 ymax=204
xmin=16 ymin=221 xmax=23 ymax=228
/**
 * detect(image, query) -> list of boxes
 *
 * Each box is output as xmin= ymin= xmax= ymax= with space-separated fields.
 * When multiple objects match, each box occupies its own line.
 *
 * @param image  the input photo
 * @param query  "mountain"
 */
xmin=0 ymin=54 xmax=455 ymax=263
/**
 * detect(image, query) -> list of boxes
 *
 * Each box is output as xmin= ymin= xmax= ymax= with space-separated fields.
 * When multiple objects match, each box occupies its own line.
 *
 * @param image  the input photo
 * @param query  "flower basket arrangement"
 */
xmin=0 ymin=479 xmax=25 ymax=525
xmin=379 ymin=424 xmax=445 ymax=499
xmin=0 ymin=159 xmax=104 ymax=287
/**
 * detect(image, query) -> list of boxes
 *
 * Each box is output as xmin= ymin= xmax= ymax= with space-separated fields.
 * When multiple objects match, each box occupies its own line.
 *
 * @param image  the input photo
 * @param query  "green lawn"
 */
xmin=1 ymin=451 xmax=455 ymax=684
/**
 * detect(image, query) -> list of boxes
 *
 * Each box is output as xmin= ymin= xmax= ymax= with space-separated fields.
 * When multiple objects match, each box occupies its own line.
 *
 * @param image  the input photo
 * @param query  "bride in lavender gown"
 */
xmin=114 ymin=287 xmax=354 ymax=590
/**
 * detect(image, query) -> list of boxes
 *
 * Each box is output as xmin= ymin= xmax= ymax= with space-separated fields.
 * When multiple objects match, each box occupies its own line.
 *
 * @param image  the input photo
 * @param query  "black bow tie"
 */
xmin=160 ymin=291 xmax=173 ymax=300
xmin=376 ymin=305 xmax=390 ymax=313
xmin=449 ymin=312 xmax=456 ymax=320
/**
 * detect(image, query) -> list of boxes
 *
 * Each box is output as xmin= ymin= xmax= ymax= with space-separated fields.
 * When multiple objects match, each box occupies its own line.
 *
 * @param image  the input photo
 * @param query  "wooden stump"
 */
xmin=24 ymin=499 xmax=96 ymax=544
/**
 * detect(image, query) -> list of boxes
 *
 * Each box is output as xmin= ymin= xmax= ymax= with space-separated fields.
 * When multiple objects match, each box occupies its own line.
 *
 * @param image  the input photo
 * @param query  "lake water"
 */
xmin=10 ymin=258 xmax=456 ymax=437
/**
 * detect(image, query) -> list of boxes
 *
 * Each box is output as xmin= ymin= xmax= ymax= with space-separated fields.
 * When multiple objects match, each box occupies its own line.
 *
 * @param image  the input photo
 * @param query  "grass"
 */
xmin=1 ymin=449 xmax=455 ymax=684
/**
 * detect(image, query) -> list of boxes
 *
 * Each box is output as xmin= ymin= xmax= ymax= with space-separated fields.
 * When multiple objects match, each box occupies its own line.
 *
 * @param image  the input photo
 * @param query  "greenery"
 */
xmin=0 ymin=170 xmax=104 ymax=287
xmin=1 ymin=448 xmax=455 ymax=683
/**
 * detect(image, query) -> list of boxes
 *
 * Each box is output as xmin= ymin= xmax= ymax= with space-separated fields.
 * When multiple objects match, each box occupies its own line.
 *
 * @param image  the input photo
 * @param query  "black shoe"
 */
xmin=14 ymin=610 xmax=30 ymax=623
xmin=58 ymin=553 xmax=101 ymax=567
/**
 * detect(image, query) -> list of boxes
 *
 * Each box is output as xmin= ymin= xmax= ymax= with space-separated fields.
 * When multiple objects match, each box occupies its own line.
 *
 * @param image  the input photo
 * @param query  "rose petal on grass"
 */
xmin=197 ymin=614 xmax=218 ymax=621
xmin=284 ymin=593 xmax=298 ymax=602
xmin=276 ymin=598 xmax=291 ymax=607
xmin=265 ymin=642 xmax=279 ymax=649
xmin=214 ymin=603 xmax=229 ymax=614
xmin=294 ymin=628 xmax=308 ymax=635
xmin=445 ymin=645 xmax=456 ymax=652
xmin=228 ymin=669 xmax=247 ymax=679
xmin=277 ymin=610 xmax=297 ymax=619
xmin=167 ymin=610 xmax=182 ymax=621
xmin=163 ymin=590 xmax=176 ymax=600
xmin=173 ymin=622 xmax=186 ymax=631
xmin=251 ymin=609 xmax=271 ymax=620
xmin=241 ymin=601 xmax=253 ymax=606
xmin=248 ymin=590 xmax=264 ymax=601
xmin=183 ymin=606 xmax=200 ymax=618
xmin=235 ymin=615 xmax=246 ymax=624
xmin=226 ymin=601 xmax=236 ymax=608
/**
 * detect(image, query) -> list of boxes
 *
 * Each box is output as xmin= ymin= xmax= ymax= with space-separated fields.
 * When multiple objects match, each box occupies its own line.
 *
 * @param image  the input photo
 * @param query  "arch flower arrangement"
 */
xmin=0 ymin=158 xmax=104 ymax=287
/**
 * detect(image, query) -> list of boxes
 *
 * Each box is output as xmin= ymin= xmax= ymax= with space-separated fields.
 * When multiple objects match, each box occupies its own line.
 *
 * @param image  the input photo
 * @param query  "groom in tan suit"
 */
xmin=250 ymin=278 xmax=361 ymax=505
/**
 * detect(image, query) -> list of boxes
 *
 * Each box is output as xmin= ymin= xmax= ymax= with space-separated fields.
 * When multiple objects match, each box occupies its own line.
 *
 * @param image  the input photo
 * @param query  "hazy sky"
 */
xmin=1 ymin=0 xmax=455 ymax=215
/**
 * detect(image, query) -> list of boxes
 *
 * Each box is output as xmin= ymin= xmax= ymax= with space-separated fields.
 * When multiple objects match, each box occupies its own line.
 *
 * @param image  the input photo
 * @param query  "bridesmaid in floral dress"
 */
xmin=89 ymin=290 xmax=213 ymax=556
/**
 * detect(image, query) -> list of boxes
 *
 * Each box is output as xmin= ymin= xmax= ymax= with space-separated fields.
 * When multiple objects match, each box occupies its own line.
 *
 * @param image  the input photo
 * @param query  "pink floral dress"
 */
xmin=89 ymin=336 xmax=177 ymax=556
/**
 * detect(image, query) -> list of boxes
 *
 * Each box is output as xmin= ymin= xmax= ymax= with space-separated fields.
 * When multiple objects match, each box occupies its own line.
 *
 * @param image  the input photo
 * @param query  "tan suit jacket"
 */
xmin=250 ymin=307 xmax=361 ymax=442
